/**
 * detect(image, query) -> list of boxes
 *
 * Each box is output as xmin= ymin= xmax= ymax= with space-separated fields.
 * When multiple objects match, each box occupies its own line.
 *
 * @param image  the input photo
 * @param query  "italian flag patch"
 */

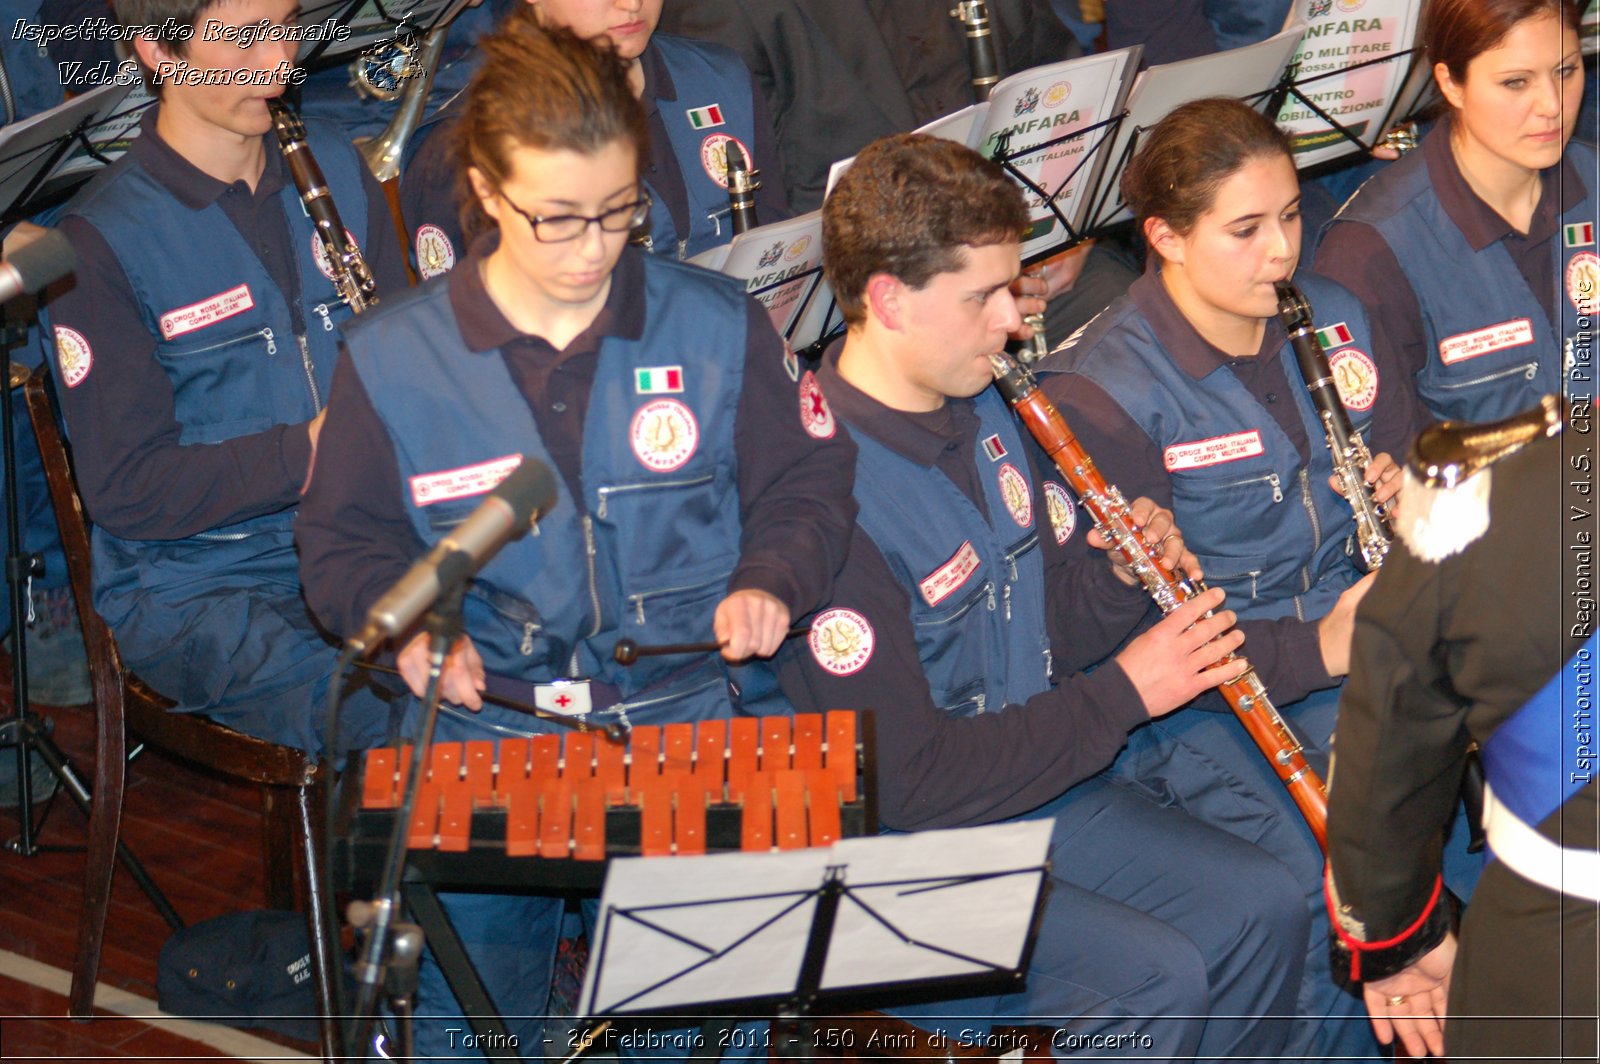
xmin=635 ymin=366 xmax=684 ymax=394
xmin=981 ymin=434 xmax=1008 ymax=461
xmin=1315 ymin=322 xmax=1353 ymax=348
xmin=1566 ymin=222 xmax=1595 ymax=248
xmin=686 ymin=104 xmax=724 ymax=130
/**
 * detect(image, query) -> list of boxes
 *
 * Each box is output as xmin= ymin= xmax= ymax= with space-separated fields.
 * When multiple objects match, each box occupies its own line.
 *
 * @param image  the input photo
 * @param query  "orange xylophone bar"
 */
xmin=359 ymin=710 xmax=861 ymax=860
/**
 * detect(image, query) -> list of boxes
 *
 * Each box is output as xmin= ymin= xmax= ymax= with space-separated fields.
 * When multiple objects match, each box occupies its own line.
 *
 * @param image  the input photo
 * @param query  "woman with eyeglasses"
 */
xmin=401 ymin=0 xmax=788 ymax=279
xmin=1315 ymin=0 xmax=1591 ymax=424
xmin=295 ymin=13 xmax=855 ymax=1058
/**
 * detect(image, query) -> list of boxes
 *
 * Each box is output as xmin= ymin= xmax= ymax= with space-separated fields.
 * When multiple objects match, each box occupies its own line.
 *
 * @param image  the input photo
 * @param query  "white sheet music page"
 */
xmin=579 ymin=821 xmax=1050 ymax=1016
xmin=1276 ymin=0 xmax=1427 ymax=167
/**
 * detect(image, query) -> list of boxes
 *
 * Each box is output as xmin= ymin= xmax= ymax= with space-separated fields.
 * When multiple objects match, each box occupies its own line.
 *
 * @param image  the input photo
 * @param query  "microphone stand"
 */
xmin=346 ymin=552 xmax=476 ymax=1059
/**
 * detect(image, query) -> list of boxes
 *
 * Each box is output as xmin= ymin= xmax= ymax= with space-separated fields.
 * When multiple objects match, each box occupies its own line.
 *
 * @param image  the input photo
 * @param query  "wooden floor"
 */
xmin=0 ymin=697 xmax=318 ymax=1060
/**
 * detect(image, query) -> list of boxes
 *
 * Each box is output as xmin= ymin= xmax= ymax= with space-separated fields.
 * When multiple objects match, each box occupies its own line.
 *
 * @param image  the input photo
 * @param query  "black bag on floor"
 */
xmin=157 ymin=909 xmax=328 ymax=1042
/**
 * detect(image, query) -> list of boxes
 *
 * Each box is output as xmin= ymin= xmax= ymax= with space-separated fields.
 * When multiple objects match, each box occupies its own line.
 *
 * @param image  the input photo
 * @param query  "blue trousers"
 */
xmin=1110 ymin=689 xmax=1370 ymax=1060
xmin=886 ymin=775 xmax=1305 ymax=1060
xmin=95 ymin=534 xmax=395 ymax=755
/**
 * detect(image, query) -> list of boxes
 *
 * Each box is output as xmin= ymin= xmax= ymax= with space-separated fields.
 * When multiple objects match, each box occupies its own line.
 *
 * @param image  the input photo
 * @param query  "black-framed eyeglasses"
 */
xmin=499 ymin=191 xmax=652 ymax=243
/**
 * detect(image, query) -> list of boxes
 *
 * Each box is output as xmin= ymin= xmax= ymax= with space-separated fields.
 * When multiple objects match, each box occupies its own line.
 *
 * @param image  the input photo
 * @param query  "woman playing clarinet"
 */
xmin=1036 ymin=96 xmax=1464 ymax=1061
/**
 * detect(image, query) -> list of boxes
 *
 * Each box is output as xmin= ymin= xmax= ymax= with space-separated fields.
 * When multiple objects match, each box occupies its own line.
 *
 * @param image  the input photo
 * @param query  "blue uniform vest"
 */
xmin=843 ymin=391 xmax=1053 ymax=717
xmin=1326 ymin=138 xmax=1599 ymax=422
xmin=645 ymin=35 xmax=761 ymax=260
xmin=344 ymin=254 xmax=760 ymax=725
xmin=1047 ymin=273 xmax=1369 ymax=622
xmin=59 ymin=117 xmax=368 ymax=594
xmin=3 ymin=4 xmax=65 ymax=121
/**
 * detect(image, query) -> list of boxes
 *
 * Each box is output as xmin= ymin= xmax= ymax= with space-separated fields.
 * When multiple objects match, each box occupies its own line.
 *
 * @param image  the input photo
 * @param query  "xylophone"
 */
xmin=335 ymin=710 xmax=876 ymax=893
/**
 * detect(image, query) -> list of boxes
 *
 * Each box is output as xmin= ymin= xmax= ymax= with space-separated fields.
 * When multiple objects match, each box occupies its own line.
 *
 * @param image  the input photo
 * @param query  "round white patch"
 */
xmin=997 ymin=462 xmax=1033 ymax=528
xmin=311 ymin=228 xmax=360 ymax=281
xmin=54 ymin=326 xmax=92 ymax=388
xmin=1043 ymin=481 xmax=1077 ymax=545
xmin=415 ymin=224 xmax=456 ymax=281
xmin=698 ymin=133 xmax=752 ymax=190
xmin=1568 ymin=251 xmax=1600 ymax=311
xmin=629 ymin=398 xmax=700 ymax=472
xmin=1328 ymin=348 xmax=1379 ymax=412
xmin=799 ymin=370 xmax=835 ymax=439
xmin=808 ymin=608 xmax=875 ymax=676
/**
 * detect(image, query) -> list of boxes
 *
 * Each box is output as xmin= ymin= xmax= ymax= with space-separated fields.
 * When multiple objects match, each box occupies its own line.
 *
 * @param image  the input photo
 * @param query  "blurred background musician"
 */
xmin=401 ymin=0 xmax=788 ymax=276
xmin=658 ymin=0 xmax=1137 ymax=342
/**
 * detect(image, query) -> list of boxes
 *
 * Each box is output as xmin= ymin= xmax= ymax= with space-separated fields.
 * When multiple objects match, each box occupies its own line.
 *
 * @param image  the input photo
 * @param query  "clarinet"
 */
xmin=268 ymin=99 xmax=379 ymax=313
xmin=724 ymin=140 xmax=759 ymax=236
xmin=1275 ymin=281 xmax=1391 ymax=571
xmin=950 ymin=1 xmax=1003 ymax=102
xmin=989 ymin=348 xmax=1330 ymax=851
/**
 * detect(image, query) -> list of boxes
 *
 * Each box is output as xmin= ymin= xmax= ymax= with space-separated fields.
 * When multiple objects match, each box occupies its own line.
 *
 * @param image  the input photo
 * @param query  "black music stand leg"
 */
xmin=405 ymin=883 xmax=519 ymax=1061
xmin=771 ymin=867 xmax=845 ymax=1064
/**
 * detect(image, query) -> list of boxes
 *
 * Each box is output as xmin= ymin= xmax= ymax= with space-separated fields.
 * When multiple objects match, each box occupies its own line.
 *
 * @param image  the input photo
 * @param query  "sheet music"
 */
xmin=975 ymin=47 xmax=1138 ymax=258
xmin=0 ymin=79 xmax=139 ymax=218
xmin=580 ymin=821 xmax=1050 ymax=1016
xmin=1090 ymin=25 xmax=1304 ymax=229
xmin=700 ymin=212 xmax=825 ymax=348
xmin=824 ymin=51 xmax=1137 ymax=261
xmin=1275 ymin=0 xmax=1427 ymax=167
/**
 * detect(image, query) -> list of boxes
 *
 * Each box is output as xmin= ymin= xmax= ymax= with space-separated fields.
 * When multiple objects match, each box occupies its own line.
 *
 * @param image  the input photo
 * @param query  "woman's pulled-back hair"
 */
xmin=455 ymin=9 xmax=649 ymax=230
xmin=1120 ymin=96 xmax=1294 ymax=236
xmin=1424 ymin=0 xmax=1583 ymax=84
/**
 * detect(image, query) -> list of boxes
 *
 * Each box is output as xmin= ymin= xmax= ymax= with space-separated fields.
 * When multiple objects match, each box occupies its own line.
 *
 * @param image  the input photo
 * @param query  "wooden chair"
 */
xmin=24 ymin=366 xmax=340 ymax=1062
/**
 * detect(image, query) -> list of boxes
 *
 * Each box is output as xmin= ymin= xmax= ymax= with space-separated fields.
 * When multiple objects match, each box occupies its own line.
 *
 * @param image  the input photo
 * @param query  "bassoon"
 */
xmin=988 ymin=350 xmax=1329 ymax=850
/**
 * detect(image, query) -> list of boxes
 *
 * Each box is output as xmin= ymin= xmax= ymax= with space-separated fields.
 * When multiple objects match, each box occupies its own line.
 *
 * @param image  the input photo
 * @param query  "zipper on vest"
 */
xmin=1297 ymin=468 xmax=1321 ymax=604
xmin=1436 ymin=361 xmax=1539 ymax=390
xmin=297 ymin=334 xmax=322 ymax=411
xmin=573 ymin=514 xmax=601 ymax=677
xmin=520 ymin=622 xmax=537 ymax=656
xmin=923 ymin=582 xmax=993 ymax=626
xmin=594 ymin=473 xmax=715 ymax=519
xmin=166 ymin=326 xmax=275 ymax=357
xmin=972 ymin=692 xmax=987 ymax=715
xmin=1002 ymin=583 xmax=1012 ymax=622
xmin=1222 ymin=471 xmax=1283 ymax=502
xmin=312 ymin=303 xmax=336 ymax=332
xmin=627 ymin=576 xmax=722 ymax=626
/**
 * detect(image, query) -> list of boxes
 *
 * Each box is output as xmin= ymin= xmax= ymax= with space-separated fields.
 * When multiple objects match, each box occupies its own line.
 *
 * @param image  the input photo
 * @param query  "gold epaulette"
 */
xmin=1398 ymin=395 xmax=1565 ymax=562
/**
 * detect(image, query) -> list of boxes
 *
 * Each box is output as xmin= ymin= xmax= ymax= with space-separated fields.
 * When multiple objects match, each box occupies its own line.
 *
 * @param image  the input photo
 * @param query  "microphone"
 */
xmin=346 ymin=458 xmax=558 ymax=656
xmin=0 ymin=231 xmax=77 ymax=304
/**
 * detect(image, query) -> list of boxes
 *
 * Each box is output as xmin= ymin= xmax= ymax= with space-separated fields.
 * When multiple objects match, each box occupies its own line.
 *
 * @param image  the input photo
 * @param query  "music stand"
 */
xmin=0 ymin=80 xmax=140 ymax=228
xmin=575 ymin=820 xmax=1052 ymax=1061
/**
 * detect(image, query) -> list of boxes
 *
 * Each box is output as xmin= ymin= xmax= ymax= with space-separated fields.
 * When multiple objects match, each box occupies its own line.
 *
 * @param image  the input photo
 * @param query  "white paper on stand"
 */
xmin=579 ymin=820 xmax=1051 ymax=1017
xmin=1089 ymin=25 xmax=1304 ymax=229
xmin=1275 ymin=0 xmax=1427 ymax=168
